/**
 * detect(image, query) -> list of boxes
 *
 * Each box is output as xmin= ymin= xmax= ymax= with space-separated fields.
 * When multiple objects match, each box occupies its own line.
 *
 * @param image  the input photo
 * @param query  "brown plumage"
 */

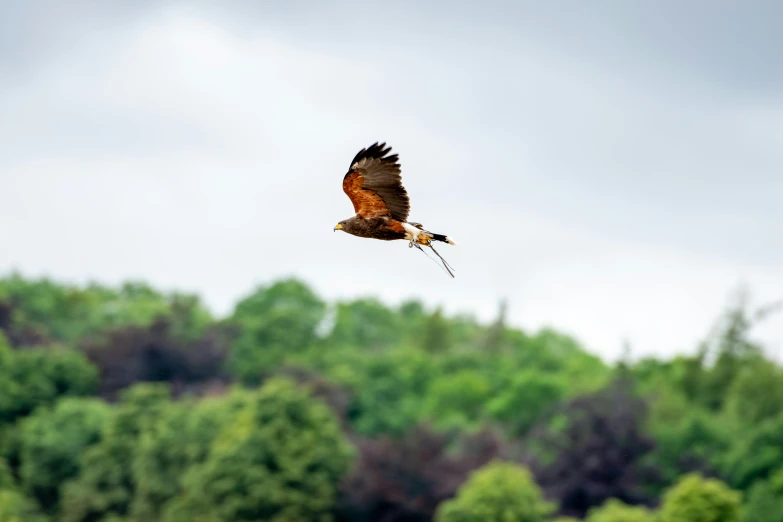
xmin=334 ymin=142 xmax=457 ymax=277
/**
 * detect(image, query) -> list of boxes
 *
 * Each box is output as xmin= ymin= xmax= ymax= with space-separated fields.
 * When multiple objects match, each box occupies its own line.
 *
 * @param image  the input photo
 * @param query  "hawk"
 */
xmin=334 ymin=142 xmax=456 ymax=277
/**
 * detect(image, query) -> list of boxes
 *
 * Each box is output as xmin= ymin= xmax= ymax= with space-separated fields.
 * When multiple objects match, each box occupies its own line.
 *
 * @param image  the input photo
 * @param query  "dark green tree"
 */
xmin=18 ymin=398 xmax=110 ymax=513
xmin=163 ymin=378 xmax=353 ymax=522
xmin=0 ymin=343 xmax=97 ymax=425
xmin=741 ymin=468 xmax=783 ymax=522
xmin=130 ymin=390 xmax=252 ymax=521
xmin=59 ymin=384 xmax=171 ymax=522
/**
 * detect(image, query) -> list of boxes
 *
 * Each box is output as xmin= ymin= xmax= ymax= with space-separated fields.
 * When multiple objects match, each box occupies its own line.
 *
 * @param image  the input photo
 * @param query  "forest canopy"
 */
xmin=0 ymin=272 xmax=780 ymax=522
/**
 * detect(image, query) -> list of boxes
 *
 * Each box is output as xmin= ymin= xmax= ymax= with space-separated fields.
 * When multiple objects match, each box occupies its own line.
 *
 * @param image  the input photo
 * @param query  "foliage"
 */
xmin=646 ymin=405 xmax=729 ymax=492
xmin=658 ymin=473 xmax=742 ymax=522
xmin=435 ymin=461 xmax=555 ymax=522
xmin=0 ymin=489 xmax=49 ymax=522
xmin=326 ymin=298 xmax=403 ymax=351
xmin=0 ymin=456 xmax=49 ymax=522
xmin=228 ymin=279 xmax=326 ymax=382
xmin=130 ymin=390 xmax=252 ymax=521
xmin=1 ymin=273 xmax=782 ymax=522
xmin=0 ymin=275 xmax=210 ymax=347
xmin=486 ymin=370 xmax=566 ymax=437
xmin=59 ymin=384 xmax=171 ymax=522
xmin=0 ymin=344 xmax=97 ymax=425
xmin=339 ymin=426 xmax=505 ymax=522
xmin=162 ymin=378 xmax=353 ymax=522
xmin=18 ymin=398 xmax=110 ymax=513
xmin=584 ymin=499 xmax=656 ymax=522
xmin=721 ymin=412 xmax=783 ymax=490
xmin=532 ymin=378 xmax=658 ymax=517
xmin=83 ymin=318 xmax=228 ymax=399
xmin=741 ymin=469 xmax=783 ymax=522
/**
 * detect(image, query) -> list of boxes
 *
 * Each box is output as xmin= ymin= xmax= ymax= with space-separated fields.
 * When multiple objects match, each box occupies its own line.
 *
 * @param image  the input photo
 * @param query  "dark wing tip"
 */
xmin=350 ymin=141 xmax=397 ymax=169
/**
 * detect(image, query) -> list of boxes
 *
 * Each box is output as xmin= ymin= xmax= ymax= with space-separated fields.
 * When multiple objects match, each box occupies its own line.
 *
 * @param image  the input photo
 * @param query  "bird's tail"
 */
xmin=431 ymin=233 xmax=456 ymax=245
xmin=410 ymin=229 xmax=456 ymax=278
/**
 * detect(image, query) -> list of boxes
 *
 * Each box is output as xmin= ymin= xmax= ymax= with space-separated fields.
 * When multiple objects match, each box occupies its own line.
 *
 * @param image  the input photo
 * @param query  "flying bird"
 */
xmin=334 ymin=142 xmax=456 ymax=277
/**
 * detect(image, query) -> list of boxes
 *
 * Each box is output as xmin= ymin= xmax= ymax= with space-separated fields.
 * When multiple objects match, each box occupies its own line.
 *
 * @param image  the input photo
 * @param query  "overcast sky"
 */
xmin=1 ymin=0 xmax=781 ymax=361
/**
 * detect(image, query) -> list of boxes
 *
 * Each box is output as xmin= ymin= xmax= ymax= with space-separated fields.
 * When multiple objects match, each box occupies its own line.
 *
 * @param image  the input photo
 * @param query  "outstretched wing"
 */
xmin=342 ymin=142 xmax=410 ymax=221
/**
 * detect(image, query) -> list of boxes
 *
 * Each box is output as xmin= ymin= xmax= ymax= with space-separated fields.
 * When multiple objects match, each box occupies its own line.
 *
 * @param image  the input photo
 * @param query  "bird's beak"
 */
xmin=334 ymin=223 xmax=342 ymax=232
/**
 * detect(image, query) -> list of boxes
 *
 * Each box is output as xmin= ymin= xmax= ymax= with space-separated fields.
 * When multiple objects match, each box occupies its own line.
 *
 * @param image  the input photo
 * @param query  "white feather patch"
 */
xmin=402 ymin=222 xmax=422 ymax=241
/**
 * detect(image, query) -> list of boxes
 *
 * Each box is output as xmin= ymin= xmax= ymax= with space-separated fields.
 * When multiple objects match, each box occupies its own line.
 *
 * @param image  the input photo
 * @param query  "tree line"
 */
xmin=0 ymin=273 xmax=781 ymax=522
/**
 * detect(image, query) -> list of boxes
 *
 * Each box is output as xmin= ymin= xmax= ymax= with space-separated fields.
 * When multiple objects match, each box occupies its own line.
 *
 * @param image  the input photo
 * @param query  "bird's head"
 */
xmin=334 ymin=221 xmax=345 ymax=232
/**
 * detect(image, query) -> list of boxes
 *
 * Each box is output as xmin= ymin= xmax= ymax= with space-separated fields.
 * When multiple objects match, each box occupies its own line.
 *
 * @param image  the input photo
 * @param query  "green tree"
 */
xmin=486 ymin=370 xmax=566 ymax=436
xmin=421 ymin=307 xmax=452 ymax=353
xmin=228 ymin=279 xmax=326 ymax=382
xmin=724 ymin=356 xmax=783 ymax=425
xmin=326 ymin=298 xmax=402 ymax=351
xmin=59 ymin=384 xmax=171 ymax=522
xmin=342 ymin=348 xmax=435 ymax=435
xmin=163 ymin=378 xmax=353 ymax=522
xmin=18 ymin=398 xmax=110 ymax=513
xmin=739 ymin=467 xmax=783 ymax=522
xmin=0 ymin=345 xmax=97 ymax=425
xmin=130 ymin=390 xmax=252 ymax=521
xmin=435 ymin=461 xmax=555 ymax=522
xmin=423 ymin=370 xmax=491 ymax=430
xmin=647 ymin=407 xmax=729 ymax=491
xmin=0 ymin=489 xmax=49 ymax=522
xmin=0 ymin=275 xmax=188 ymax=346
xmin=659 ymin=473 xmax=742 ymax=522
xmin=585 ymin=499 xmax=655 ymax=522
xmin=0 ymin=457 xmax=48 ymax=522
xmin=721 ymin=412 xmax=783 ymax=490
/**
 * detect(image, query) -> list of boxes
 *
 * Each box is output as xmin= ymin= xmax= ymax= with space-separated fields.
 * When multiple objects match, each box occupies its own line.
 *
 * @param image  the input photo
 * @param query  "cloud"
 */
xmin=1 ymin=1 xmax=781 ymax=361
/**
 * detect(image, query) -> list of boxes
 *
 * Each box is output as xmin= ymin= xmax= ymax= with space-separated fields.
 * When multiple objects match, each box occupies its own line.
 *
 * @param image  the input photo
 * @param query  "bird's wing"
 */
xmin=342 ymin=142 xmax=410 ymax=221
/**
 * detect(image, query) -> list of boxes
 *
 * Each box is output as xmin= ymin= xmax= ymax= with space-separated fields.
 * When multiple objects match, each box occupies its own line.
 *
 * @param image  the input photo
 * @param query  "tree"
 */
xmin=326 ymin=298 xmax=403 ymax=351
xmin=18 ymin=398 xmax=110 ymax=513
xmin=130 ymin=390 xmax=252 ymax=521
xmin=0 ymin=275 xmax=196 ymax=347
xmin=0 ymin=457 xmax=48 ymax=522
xmin=435 ymin=461 xmax=554 ymax=522
xmin=0 ymin=490 xmax=49 ymax=522
xmin=584 ymin=499 xmax=655 ymax=522
xmin=83 ymin=318 xmax=228 ymax=399
xmin=342 ymin=348 xmax=435 ymax=436
xmin=659 ymin=473 xmax=741 ymax=522
xmin=647 ymin=407 xmax=729 ymax=492
xmin=724 ymin=356 xmax=783 ymax=425
xmin=228 ymin=279 xmax=326 ymax=382
xmin=422 ymin=370 xmax=491 ymax=431
xmin=721 ymin=412 xmax=783 ymax=490
xmin=691 ymin=295 xmax=770 ymax=412
xmin=0 ymin=345 xmax=97 ymax=425
xmin=531 ymin=378 xmax=658 ymax=518
xmin=59 ymin=384 xmax=171 ymax=522
xmin=162 ymin=378 xmax=353 ymax=522
xmin=486 ymin=370 xmax=566 ymax=437
xmin=742 ymin=476 xmax=783 ymax=522
xmin=339 ymin=425 xmax=505 ymax=522
xmin=420 ymin=307 xmax=452 ymax=353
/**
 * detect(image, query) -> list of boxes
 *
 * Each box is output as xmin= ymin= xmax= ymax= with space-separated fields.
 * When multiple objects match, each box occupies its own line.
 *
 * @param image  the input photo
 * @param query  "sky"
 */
xmin=1 ymin=0 xmax=781 ymax=361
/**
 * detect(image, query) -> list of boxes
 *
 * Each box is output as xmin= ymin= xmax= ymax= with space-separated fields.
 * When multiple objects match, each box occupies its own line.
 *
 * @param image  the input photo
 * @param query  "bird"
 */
xmin=334 ymin=142 xmax=456 ymax=277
